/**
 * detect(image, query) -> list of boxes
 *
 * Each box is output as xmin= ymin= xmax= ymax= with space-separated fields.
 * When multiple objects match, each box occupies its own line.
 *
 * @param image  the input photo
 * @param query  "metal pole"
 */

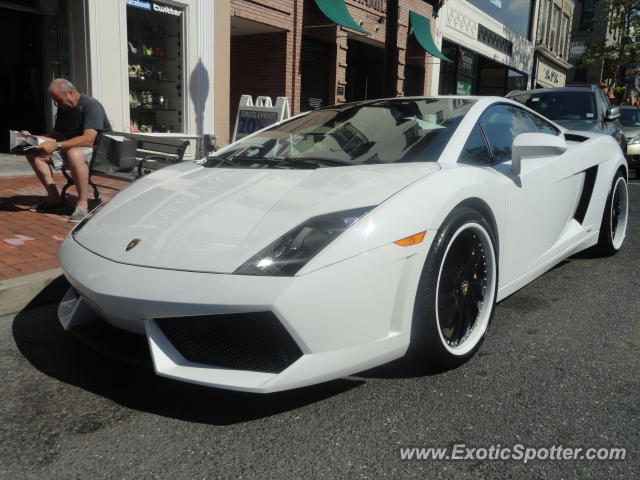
xmin=383 ymin=0 xmax=399 ymax=97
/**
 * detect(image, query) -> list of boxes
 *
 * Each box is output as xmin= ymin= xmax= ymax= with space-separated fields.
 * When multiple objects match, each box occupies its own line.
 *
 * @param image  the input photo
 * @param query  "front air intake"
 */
xmin=155 ymin=312 xmax=303 ymax=374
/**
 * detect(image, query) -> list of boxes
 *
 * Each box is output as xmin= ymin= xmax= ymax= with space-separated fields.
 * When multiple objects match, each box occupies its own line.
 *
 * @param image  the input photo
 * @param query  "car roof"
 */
xmin=506 ymin=86 xmax=598 ymax=96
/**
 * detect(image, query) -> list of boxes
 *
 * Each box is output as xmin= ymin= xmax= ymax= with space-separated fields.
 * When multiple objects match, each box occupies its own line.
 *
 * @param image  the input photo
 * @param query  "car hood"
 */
xmin=553 ymin=119 xmax=600 ymax=132
xmin=73 ymin=162 xmax=440 ymax=273
xmin=620 ymin=126 xmax=640 ymax=138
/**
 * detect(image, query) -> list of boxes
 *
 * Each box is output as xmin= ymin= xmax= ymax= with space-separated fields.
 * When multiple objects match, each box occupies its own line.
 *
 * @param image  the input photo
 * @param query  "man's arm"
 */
xmin=19 ymin=130 xmax=64 ymax=142
xmin=37 ymin=129 xmax=97 ymax=155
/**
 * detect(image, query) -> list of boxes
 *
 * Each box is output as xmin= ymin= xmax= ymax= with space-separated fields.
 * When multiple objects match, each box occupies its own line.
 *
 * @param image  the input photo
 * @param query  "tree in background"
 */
xmin=577 ymin=0 xmax=640 ymax=93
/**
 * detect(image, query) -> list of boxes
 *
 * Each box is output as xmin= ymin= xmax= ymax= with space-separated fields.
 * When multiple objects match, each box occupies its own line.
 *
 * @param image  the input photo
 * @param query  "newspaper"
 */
xmin=9 ymin=130 xmax=45 ymax=152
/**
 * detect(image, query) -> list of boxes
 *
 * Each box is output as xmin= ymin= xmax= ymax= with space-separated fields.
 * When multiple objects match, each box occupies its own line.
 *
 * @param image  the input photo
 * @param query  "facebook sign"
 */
xmin=127 ymin=0 xmax=152 ymax=11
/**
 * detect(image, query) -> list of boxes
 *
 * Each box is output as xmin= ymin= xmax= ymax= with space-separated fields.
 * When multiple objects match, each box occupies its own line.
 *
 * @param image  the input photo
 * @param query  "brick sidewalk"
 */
xmin=0 ymin=174 xmax=129 ymax=281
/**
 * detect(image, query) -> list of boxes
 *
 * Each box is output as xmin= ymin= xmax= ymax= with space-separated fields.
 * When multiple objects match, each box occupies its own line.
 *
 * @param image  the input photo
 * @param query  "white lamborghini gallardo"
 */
xmin=58 ymin=96 xmax=629 ymax=392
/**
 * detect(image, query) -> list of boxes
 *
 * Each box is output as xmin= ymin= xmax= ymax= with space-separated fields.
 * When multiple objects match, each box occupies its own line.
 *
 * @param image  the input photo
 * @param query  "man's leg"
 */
xmin=24 ymin=151 xmax=62 ymax=205
xmin=65 ymin=148 xmax=89 ymax=212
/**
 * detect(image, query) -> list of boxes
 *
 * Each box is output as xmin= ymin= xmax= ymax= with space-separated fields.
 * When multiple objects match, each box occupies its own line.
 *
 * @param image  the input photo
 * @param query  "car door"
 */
xmin=477 ymin=104 xmax=584 ymax=287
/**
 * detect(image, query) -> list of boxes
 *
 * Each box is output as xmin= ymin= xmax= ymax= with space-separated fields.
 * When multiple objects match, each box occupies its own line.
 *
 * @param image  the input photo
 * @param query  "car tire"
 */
xmin=407 ymin=207 xmax=498 ymax=371
xmin=596 ymin=171 xmax=629 ymax=256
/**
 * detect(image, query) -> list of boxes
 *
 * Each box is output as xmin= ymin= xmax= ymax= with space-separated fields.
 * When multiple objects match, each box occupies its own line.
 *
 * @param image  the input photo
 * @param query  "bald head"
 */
xmin=48 ymin=78 xmax=80 ymax=110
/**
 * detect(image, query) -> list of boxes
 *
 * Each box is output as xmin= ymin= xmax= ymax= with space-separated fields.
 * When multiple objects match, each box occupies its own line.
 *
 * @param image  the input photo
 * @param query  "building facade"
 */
xmin=228 ymin=0 xmax=440 ymax=134
xmin=430 ymin=0 xmax=536 ymax=96
xmin=0 ymin=0 xmax=228 ymax=156
xmin=567 ymin=0 xmax=618 ymax=86
xmin=532 ymin=0 xmax=574 ymax=89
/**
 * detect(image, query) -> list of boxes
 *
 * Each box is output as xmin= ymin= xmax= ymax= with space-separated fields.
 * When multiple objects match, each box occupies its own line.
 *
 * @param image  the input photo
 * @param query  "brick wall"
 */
xmin=229 ymin=0 xmax=436 ymax=120
xmin=230 ymin=32 xmax=288 ymax=125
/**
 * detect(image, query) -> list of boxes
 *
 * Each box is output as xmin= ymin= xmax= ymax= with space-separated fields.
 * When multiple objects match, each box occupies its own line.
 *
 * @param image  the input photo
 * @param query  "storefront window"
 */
xmin=438 ymin=41 xmax=459 ymax=95
xmin=126 ymin=0 xmax=184 ymax=133
xmin=507 ymin=70 xmax=527 ymax=92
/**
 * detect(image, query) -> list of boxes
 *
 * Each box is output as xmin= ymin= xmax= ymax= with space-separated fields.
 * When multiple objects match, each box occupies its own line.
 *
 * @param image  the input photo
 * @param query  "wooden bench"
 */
xmin=60 ymin=132 xmax=191 ymax=202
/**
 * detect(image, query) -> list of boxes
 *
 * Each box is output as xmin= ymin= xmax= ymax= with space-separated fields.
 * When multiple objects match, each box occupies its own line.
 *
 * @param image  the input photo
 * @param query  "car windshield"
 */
xmin=510 ymin=91 xmax=597 ymax=121
xmin=620 ymin=108 xmax=640 ymax=127
xmin=207 ymin=98 xmax=475 ymax=167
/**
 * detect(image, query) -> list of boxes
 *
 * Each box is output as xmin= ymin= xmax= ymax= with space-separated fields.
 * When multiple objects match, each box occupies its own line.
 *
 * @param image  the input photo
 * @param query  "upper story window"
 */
xmin=549 ymin=5 xmax=561 ymax=52
xmin=537 ymin=0 xmax=551 ymax=44
xmin=581 ymin=0 xmax=595 ymax=29
xmin=559 ymin=13 xmax=569 ymax=57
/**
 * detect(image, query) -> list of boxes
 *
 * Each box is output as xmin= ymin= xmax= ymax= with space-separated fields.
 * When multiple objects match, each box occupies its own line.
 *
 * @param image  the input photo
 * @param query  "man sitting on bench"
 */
xmin=20 ymin=78 xmax=112 ymax=222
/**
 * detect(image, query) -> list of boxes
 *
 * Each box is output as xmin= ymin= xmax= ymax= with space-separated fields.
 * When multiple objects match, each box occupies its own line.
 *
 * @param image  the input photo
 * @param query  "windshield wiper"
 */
xmin=205 ymin=156 xmax=282 ymax=168
xmin=278 ymin=157 xmax=351 ymax=168
xmin=205 ymin=156 xmax=351 ymax=169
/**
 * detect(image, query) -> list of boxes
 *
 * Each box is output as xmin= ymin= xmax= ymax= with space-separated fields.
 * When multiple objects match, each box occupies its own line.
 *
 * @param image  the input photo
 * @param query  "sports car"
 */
xmin=58 ymin=96 xmax=629 ymax=393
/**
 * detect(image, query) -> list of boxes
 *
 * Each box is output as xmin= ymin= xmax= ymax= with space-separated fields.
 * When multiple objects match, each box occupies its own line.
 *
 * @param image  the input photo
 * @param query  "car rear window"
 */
xmin=620 ymin=108 xmax=640 ymax=127
xmin=510 ymin=91 xmax=597 ymax=121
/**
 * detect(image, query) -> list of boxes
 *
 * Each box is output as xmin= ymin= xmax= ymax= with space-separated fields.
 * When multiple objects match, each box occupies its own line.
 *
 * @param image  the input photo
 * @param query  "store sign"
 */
xmin=126 ymin=0 xmax=182 ymax=16
xmin=233 ymin=96 xmax=291 ymax=142
xmin=477 ymin=24 xmax=513 ymax=56
xmin=456 ymin=81 xmax=472 ymax=95
xmin=536 ymin=59 xmax=566 ymax=88
xmin=458 ymin=51 xmax=476 ymax=77
xmin=153 ymin=3 xmax=182 ymax=16
xmin=127 ymin=0 xmax=151 ymax=11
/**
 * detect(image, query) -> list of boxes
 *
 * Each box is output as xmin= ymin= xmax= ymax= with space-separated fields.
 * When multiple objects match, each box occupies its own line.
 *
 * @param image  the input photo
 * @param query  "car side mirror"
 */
xmin=511 ymin=133 xmax=567 ymax=176
xmin=606 ymin=106 xmax=621 ymax=121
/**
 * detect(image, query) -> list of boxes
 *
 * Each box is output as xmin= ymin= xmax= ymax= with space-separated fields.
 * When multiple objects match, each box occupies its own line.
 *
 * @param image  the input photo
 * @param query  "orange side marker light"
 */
xmin=394 ymin=231 xmax=427 ymax=247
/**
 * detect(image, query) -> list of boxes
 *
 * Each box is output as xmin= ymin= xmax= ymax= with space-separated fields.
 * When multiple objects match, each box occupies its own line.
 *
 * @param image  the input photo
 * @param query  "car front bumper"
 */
xmin=58 ymin=234 xmax=433 ymax=392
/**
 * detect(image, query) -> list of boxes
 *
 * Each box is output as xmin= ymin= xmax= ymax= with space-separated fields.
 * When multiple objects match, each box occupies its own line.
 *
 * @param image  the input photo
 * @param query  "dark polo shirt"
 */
xmin=54 ymin=94 xmax=112 ymax=142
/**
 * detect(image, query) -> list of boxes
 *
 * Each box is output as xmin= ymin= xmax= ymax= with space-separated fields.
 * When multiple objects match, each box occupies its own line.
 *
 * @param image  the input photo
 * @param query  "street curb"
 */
xmin=0 ymin=269 xmax=64 ymax=316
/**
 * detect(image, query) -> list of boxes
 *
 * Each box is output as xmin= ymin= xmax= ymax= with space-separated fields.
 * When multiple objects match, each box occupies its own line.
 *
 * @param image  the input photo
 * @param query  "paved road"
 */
xmin=2 ymin=183 xmax=639 ymax=479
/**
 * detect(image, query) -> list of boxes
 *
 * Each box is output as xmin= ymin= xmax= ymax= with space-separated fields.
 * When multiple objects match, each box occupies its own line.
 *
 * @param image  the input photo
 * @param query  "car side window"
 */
xmin=596 ymin=89 xmax=611 ymax=118
xmin=459 ymin=124 xmax=492 ymax=165
xmin=479 ymin=104 xmax=543 ymax=162
xmin=529 ymin=113 xmax=560 ymax=135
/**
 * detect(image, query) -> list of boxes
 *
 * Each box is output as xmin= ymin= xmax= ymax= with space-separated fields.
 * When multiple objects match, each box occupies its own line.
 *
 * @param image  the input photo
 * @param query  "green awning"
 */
xmin=409 ymin=11 xmax=451 ymax=62
xmin=314 ymin=0 xmax=369 ymax=35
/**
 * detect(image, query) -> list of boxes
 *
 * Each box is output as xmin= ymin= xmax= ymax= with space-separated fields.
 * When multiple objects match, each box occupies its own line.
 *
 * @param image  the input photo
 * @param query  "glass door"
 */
xmin=0 ymin=0 xmax=70 ymax=150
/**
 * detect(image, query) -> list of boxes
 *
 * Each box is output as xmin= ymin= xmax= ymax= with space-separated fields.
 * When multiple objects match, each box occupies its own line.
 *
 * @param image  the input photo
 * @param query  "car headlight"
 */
xmin=234 ymin=206 xmax=374 ymax=276
xmin=629 ymin=135 xmax=640 ymax=145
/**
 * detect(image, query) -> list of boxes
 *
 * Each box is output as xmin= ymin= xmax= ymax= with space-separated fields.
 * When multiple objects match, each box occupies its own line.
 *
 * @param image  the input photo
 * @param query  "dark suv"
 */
xmin=506 ymin=86 xmax=627 ymax=153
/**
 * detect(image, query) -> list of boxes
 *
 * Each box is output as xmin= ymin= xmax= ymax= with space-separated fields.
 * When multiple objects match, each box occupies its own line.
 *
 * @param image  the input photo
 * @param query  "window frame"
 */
xmin=458 ymin=123 xmax=494 ymax=166
xmin=549 ymin=5 xmax=561 ymax=52
xmin=457 ymin=102 xmax=561 ymax=166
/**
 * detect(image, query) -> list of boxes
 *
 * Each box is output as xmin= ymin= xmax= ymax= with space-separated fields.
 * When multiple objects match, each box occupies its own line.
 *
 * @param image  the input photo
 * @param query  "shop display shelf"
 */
xmin=128 ymin=77 xmax=178 ymax=84
xmin=128 ymin=53 xmax=177 ymax=61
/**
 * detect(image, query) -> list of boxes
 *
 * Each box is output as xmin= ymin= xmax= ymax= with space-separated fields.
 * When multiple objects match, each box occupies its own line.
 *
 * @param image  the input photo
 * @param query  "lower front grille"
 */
xmin=72 ymin=320 xmax=153 ymax=367
xmin=155 ymin=312 xmax=303 ymax=374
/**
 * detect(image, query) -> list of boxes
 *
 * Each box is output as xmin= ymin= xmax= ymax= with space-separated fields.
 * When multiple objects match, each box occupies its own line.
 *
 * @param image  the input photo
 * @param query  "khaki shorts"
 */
xmin=51 ymin=147 xmax=94 ymax=172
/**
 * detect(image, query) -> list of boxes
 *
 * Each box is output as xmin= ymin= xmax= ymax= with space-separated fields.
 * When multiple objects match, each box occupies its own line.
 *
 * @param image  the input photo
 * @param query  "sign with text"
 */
xmin=232 ymin=96 xmax=290 ymax=142
xmin=126 ymin=0 xmax=182 ymax=16
xmin=536 ymin=58 xmax=566 ymax=88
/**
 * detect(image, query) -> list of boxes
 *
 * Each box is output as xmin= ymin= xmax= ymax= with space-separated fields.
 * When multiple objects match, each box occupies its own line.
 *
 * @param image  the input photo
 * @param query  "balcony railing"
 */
xmin=351 ymin=0 xmax=386 ymax=12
